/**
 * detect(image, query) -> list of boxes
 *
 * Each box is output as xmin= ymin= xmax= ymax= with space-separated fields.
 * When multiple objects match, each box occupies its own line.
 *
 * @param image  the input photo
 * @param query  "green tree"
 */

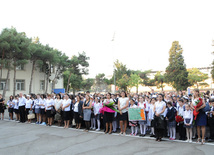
xmin=128 ymin=73 xmax=142 ymax=93
xmin=81 ymin=78 xmax=94 ymax=93
xmin=117 ymin=74 xmax=129 ymax=91
xmin=165 ymin=41 xmax=190 ymax=91
xmin=188 ymin=68 xmax=209 ymax=88
xmin=154 ymin=71 xmax=165 ymax=91
xmin=28 ymin=38 xmax=46 ymax=94
xmin=65 ymin=52 xmax=89 ymax=94
xmin=94 ymin=73 xmax=110 ymax=92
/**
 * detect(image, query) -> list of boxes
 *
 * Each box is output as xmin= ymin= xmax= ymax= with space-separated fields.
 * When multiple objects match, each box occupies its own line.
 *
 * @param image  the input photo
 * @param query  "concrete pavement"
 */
xmin=0 ymin=120 xmax=213 ymax=155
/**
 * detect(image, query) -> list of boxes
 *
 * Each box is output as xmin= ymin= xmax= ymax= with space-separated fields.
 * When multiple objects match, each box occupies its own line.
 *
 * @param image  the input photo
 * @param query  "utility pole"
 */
xmin=112 ymin=32 xmax=116 ymax=93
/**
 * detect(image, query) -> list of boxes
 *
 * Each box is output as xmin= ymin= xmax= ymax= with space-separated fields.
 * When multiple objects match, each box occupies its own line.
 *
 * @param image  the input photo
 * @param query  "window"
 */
xmin=40 ymin=80 xmax=45 ymax=90
xmin=0 ymin=80 xmax=9 ymax=90
xmin=16 ymin=80 xmax=25 ymax=90
xmin=16 ymin=64 xmax=24 ymax=70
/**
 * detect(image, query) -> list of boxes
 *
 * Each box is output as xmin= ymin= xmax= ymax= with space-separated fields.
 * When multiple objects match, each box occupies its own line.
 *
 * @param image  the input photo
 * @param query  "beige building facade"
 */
xmin=0 ymin=61 xmax=64 ymax=99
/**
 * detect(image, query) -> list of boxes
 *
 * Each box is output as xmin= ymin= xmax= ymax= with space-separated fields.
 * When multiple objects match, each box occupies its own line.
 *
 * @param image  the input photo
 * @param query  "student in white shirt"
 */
xmin=62 ymin=94 xmax=71 ymax=129
xmin=93 ymin=97 xmax=102 ymax=131
xmin=35 ymin=94 xmax=42 ymax=124
xmin=149 ymin=98 xmax=156 ymax=137
xmin=40 ymin=94 xmax=46 ymax=125
xmin=7 ymin=96 xmax=14 ymax=120
xmin=177 ymin=99 xmax=186 ymax=140
xmin=12 ymin=96 xmax=20 ymax=121
xmin=25 ymin=95 xmax=32 ymax=123
xmin=45 ymin=94 xmax=54 ymax=126
xmin=153 ymin=94 xmax=166 ymax=142
xmin=183 ymin=104 xmax=193 ymax=143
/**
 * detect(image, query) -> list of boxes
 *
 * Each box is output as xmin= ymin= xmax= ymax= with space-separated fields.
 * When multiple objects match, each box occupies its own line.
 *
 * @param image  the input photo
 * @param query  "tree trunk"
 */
xmin=136 ymin=84 xmax=139 ymax=94
xmin=66 ymin=71 xmax=72 ymax=92
xmin=0 ymin=49 xmax=5 ymax=85
xmin=73 ymin=89 xmax=75 ymax=95
xmin=13 ymin=60 xmax=17 ymax=96
xmin=3 ymin=64 xmax=10 ymax=98
xmin=29 ymin=60 xmax=36 ymax=94
xmin=45 ymin=65 xmax=51 ymax=94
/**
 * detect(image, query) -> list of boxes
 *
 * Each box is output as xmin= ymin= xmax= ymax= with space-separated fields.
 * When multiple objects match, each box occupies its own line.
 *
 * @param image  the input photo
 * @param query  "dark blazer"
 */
xmin=166 ymin=107 xmax=177 ymax=122
xmin=77 ymin=101 xmax=83 ymax=116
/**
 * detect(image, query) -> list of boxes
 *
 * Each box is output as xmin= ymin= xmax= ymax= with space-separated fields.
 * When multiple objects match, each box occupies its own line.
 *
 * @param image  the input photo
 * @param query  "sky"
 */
xmin=1 ymin=0 xmax=214 ymax=78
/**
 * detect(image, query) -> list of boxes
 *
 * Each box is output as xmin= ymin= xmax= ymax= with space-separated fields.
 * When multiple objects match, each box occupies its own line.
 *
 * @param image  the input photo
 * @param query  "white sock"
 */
xmin=135 ymin=126 xmax=138 ymax=135
xmin=186 ymin=128 xmax=189 ymax=140
xmin=143 ymin=125 xmax=147 ymax=135
xmin=113 ymin=121 xmax=116 ymax=131
xmin=151 ymin=127 xmax=155 ymax=135
xmin=97 ymin=120 xmax=100 ymax=129
xmin=93 ymin=118 xmax=96 ymax=128
xmin=140 ymin=125 xmax=143 ymax=134
xmin=131 ymin=126 xmax=134 ymax=134
xmin=189 ymin=128 xmax=193 ymax=141
xmin=172 ymin=127 xmax=176 ymax=139
xmin=169 ymin=127 xmax=172 ymax=138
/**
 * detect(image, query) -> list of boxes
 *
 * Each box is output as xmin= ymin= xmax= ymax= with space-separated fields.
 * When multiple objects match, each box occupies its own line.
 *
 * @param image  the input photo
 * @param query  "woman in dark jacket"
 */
xmin=73 ymin=95 xmax=83 ymax=129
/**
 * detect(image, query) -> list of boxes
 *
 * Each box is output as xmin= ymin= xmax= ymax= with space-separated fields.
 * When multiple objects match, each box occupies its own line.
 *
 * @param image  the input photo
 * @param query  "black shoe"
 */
xmin=150 ymin=135 xmax=155 ymax=137
xmin=139 ymin=134 xmax=143 ymax=137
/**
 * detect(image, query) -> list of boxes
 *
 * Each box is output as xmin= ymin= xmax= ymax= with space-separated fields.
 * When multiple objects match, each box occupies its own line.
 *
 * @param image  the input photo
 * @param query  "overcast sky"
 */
xmin=1 ymin=0 xmax=214 ymax=78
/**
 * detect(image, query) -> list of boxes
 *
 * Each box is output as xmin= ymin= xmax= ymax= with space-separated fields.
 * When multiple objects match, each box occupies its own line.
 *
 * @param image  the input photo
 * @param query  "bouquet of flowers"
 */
xmin=193 ymin=98 xmax=203 ymax=120
xmin=99 ymin=101 xmax=120 ymax=114
xmin=176 ymin=115 xmax=184 ymax=123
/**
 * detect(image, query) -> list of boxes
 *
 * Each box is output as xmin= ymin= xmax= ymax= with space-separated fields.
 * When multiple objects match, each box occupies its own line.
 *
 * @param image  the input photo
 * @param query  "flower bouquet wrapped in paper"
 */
xmin=99 ymin=101 xmax=119 ymax=114
xmin=193 ymin=98 xmax=203 ymax=120
xmin=176 ymin=115 xmax=184 ymax=123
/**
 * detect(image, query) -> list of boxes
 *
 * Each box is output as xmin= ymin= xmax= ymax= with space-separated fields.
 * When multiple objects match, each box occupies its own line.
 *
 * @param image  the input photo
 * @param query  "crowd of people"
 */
xmin=0 ymin=89 xmax=214 ymax=145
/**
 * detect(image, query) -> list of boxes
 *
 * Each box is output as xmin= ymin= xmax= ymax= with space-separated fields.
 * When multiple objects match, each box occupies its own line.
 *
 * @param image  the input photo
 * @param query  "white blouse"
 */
xmin=13 ymin=99 xmax=19 ymax=109
xmin=183 ymin=110 xmax=193 ymax=125
xmin=154 ymin=101 xmax=166 ymax=116
xmin=25 ymin=99 xmax=32 ymax=109
xmin=93 ymin=102 xmax=102 ymax=115
xmin=55 ymin=99 xmax=62 ymax=111
xmin=62 ymin=99 xmax=71 ymax=111
xmin=74 ymin=101 xmax=79 ymax=112
xmin=45 ymin=99 xmax=54 ymax=110
xmin=119 ymin=97 xmax=129 ymax=113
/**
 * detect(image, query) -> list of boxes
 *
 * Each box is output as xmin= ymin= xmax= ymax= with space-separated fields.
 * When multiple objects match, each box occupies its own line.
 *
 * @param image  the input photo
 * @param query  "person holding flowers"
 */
xmin=177 ymin=99 xmax=186 ymax=140
xmin=192 ymin=89 xmax=207 ymax=144
xmin=101 ymin=92 xmax=115 ymax=134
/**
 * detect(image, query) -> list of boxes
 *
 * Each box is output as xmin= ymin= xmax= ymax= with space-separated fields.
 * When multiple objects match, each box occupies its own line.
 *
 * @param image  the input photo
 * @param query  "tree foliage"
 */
xmin=165 ymin=41 xmax=190 ymax=91
xmin=188 ymin=68 xmax=209 ymax=88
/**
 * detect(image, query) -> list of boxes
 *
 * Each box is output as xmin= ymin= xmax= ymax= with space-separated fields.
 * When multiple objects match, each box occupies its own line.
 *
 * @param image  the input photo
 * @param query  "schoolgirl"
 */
xmin=166 ymin=101 xmax=177 ymax=140
xmin=12 ymin=96 xmax=19 ymax=121
xmin=25 ymin=95 xmax=32 ymax=123
xmin=40 ymin=94 xmax=46 ymax=125
xmin=7 ymin=96 xmax=14 ymax=120
xmin=183 ymin=104 xmax=193 ymax=143
xmin=149 ymin=97 xmax=156 ymax=137
xmin=129 ymin=98 xmax=138 ymax=136
xmin=138 ymin=96 xmax=147 ymax=137
xmin=45 ymin=94 xmax=54 ymax=126
xmin=93 ymin=97 xmax=102 ymax=131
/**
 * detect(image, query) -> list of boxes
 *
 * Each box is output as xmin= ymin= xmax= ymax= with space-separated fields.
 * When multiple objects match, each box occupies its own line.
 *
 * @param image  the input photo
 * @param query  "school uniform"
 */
xmin=62 ymin=99 xmax=71 ymax=121
xmin=166 ymin=107 xmax=177 ymax=128
xmin=25 ymin=99 xmax=32 ymax=119
xmin=177 ymin=105 xmax=186 ymax=140
xmin=45 ymin=99 xmax=54 ymax=118
xmin=7 ymin=100 xmax=14 ymax=113
xmin=40 ymin=99 xmax=46 ymax=115
xmin=13 ymin=99 xmax=19 ymax=114
xmin=208 ymin=106 xmax=214 ymax=140
xmin=183 ymin=110 xmax=193 ymax=128
xmin=74 ymin=101 xmax=83 ymax=124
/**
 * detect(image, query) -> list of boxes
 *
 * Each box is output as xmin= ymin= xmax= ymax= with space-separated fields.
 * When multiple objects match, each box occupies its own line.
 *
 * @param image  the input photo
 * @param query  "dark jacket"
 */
xmin=75 ymin=101 xmax=83 ymax=116
xmin=166 ymin=107 xmax=177 ymax=122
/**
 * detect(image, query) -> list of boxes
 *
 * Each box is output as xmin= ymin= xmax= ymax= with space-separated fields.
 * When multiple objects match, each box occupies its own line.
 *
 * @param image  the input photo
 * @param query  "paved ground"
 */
xmin=0 ymin=119 xmax=213 ymax=155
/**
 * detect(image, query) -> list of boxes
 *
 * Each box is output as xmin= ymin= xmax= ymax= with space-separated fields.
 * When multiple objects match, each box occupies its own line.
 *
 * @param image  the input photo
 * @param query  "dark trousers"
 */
xmin=178 ymin=123 xmax=186 ymax=140
xmin=19 ymin=106 xmax=26 ymax=122
xmin=155 ymin=128 xmax=164 ymax=139
xmin=208 ymin=117 xmax=214 ymax=139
